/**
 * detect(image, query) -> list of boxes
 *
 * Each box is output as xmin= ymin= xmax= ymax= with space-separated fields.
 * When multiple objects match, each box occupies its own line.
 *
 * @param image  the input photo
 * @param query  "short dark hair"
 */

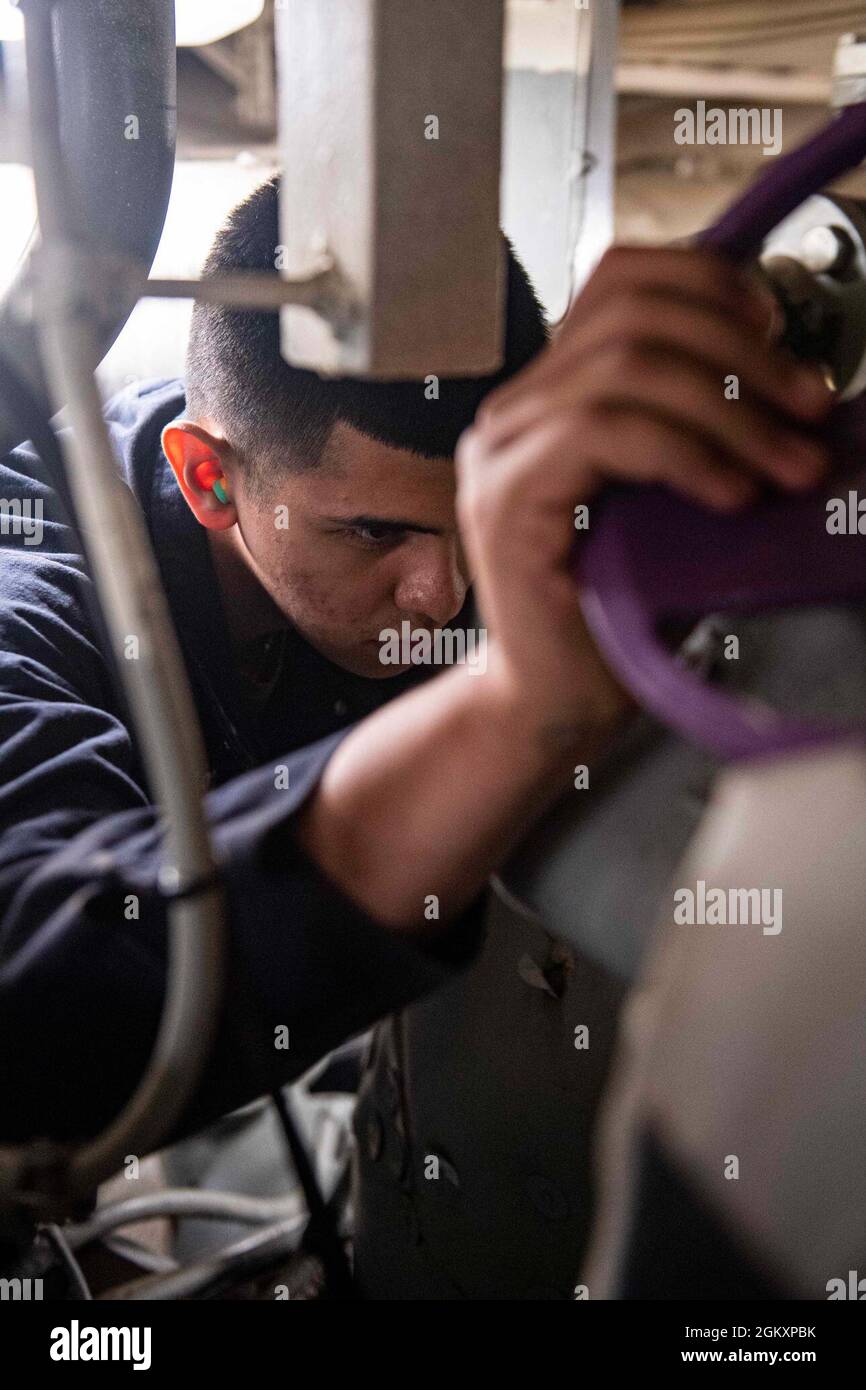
xmin=185 ymin=177 xmax=548 ymax=496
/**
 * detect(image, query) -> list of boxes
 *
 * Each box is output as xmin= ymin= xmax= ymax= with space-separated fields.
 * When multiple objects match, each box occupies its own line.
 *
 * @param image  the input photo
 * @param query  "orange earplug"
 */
xmin=193 ymin=460 xmax=229 ymax=504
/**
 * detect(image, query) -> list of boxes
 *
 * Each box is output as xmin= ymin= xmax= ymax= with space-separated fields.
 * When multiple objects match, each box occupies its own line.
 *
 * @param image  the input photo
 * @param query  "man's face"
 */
xmin=230 ymin=421 xmax=470 ymax=677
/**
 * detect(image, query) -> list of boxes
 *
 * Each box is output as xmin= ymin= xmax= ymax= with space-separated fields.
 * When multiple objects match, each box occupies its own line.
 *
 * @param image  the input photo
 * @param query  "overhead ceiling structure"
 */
xmin=614 ymin=1 xmax=866 ymax=247
xmin=0 ymin=0 xmax=265 ymax=45
xmin=619 ymin=0 xmax=866 ymax=100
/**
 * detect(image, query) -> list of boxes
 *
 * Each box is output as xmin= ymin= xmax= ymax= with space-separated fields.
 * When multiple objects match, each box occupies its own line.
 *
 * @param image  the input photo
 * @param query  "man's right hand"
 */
xmin=455 ymin=245 xmax=835 ymax=742
xmin=298 ymin=246 xmax=837 ymax=933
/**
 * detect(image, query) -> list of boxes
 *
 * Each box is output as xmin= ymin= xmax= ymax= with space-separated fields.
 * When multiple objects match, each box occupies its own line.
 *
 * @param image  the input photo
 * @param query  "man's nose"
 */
xmin=393 ymin=543 xmax=468 ymax=627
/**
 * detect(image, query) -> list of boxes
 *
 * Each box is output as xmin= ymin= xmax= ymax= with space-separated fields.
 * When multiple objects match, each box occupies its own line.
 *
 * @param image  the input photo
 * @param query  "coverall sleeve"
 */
xmin=0 ymin=510 xmax=484 ymax=1145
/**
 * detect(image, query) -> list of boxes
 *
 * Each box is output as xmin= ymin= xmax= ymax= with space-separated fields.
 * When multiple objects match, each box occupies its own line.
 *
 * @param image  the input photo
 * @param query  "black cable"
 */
xmin=269 ymin=1088 xmax=355 ymax=1300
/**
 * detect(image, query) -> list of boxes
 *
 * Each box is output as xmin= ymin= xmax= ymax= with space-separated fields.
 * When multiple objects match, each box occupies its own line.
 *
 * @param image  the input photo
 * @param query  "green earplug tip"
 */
xmin=212 ymin=479 xmax=228 ymax=505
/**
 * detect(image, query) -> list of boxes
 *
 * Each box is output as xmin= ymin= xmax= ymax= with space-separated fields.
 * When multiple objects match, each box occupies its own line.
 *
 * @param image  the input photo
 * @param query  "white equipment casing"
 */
xmin=585 ymin=744 xmax=866 ymax=1298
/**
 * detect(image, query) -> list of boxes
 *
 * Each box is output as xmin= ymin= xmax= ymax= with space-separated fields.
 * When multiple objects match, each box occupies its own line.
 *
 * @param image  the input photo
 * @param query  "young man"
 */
xmin=0 ymin=177 xmax=831 ymax=1159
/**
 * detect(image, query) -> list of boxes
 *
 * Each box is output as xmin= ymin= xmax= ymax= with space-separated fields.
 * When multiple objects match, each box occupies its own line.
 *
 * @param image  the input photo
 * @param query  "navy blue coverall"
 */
xmin=0 ymin=379 xmax=482 ymax=1145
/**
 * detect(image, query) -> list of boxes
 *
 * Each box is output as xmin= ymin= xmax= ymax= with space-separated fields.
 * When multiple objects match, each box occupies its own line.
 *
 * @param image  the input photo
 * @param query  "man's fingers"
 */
xmin=476 ymin=342 xmax=829 ymax=494
xmin=461 ymin=403 xmax=800 ymax=525
xmin=477 ymin=246 xmax=781 ymax=424
xmin=459 ymin=404 xmax=761 ymax=525
xmin=586 ymin=346 xmax=829 ymax=490
xmin=578 ymin=403 xmax=762 ymax=510
xmin=571 ymin=245 xmax=777 ymax=336
xmin=481 ymin=287 xmax=830 ymax=440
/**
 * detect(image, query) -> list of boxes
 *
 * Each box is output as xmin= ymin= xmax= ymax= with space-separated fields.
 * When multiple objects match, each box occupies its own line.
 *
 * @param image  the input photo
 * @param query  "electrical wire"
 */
xmin=100 ymin=1235 xmax=178 ymax=1276
xmin=41 ymin=1223 xmax=93 ymax=1301
xmin=64 ymin=1188 xmax=304 ymax=1250
xmin=101 ymin=1214 xmax=307 ymax=1301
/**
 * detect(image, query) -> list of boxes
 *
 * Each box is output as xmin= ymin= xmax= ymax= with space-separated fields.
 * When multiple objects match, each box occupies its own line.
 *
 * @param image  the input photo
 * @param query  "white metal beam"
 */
xmin=275 ymin=0 xmax=505 ymax=379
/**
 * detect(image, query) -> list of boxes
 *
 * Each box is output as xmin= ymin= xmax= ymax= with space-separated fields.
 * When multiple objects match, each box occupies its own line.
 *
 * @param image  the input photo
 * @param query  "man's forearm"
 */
xmin=294 ymin=647 xmax=622 ymax=934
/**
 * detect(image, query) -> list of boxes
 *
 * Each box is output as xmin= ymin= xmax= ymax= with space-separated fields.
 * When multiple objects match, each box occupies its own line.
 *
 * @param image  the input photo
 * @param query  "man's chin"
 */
xmin=334 ymin=643 xmax=412 ymax=679
xmin=360 ymin=653 xmax=412 ymax=679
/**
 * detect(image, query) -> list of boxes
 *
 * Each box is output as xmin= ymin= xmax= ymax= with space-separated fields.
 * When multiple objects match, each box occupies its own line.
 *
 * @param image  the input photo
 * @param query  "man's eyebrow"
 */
xmin=325 ymin=513 xmax=443 ymax=536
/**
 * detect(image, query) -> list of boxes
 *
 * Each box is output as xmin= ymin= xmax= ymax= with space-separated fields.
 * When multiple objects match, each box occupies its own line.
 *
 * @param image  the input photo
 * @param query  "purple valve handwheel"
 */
xmin=576 ymin=102 xmax=866 ymax=761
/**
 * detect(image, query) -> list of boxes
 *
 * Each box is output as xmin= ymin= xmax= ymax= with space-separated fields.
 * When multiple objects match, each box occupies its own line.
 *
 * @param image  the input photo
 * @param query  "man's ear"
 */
xmin=162 ymin=421 xmax=237 ymax=530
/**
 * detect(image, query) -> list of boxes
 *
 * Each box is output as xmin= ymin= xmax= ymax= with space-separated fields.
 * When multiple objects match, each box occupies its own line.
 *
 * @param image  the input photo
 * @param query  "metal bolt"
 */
xmin=799 ymin=225 xmax=854 ymax=277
